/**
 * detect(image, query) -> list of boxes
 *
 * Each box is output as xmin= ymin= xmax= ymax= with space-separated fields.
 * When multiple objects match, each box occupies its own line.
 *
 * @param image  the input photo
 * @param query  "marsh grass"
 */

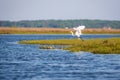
xmin=0 ymin=27 xmax=120 ymax=34
xmin=0 ymin=27 xmax=70 ymax=34
xmin=19 ymin=38 xmax=120 ymax=54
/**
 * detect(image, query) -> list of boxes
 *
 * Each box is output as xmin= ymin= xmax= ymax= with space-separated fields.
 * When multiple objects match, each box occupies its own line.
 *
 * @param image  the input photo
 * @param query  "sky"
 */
xmin=0 ymin=0 xmax=120 ymax=21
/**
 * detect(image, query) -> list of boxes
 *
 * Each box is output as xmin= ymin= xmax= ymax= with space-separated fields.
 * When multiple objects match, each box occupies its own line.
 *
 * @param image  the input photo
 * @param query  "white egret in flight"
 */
xmin=70 ymin=25 xmax=85 ymax=41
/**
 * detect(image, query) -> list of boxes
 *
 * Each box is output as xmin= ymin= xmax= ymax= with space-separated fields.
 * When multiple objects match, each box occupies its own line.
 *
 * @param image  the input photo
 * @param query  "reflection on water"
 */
xmin=0 ymin=34 xmax=120 ymax=80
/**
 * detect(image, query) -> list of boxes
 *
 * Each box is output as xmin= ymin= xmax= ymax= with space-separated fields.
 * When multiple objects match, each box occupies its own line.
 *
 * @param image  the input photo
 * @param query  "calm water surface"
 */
xmin=0 ymin=34 xmax=120 ymax=80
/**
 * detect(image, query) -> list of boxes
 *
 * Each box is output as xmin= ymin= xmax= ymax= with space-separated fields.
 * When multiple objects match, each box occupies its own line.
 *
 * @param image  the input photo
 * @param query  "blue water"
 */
xmin=0 ymin=34 xmax=120 ymax=80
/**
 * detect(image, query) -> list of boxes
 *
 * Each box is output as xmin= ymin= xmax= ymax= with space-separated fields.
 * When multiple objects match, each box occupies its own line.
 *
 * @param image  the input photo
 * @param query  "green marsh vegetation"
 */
xmin=19 ymin=38 xmax=120 ymax=54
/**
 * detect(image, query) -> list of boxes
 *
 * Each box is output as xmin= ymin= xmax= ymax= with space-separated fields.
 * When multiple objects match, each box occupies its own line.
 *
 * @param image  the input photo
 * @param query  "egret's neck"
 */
xmin=70 ymin=31 xmax=74 ymax=36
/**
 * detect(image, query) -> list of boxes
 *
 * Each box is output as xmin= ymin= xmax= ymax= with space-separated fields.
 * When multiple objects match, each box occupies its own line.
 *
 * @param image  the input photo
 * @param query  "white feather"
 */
xmin=71 ymin=25 xmax=85 ymax=38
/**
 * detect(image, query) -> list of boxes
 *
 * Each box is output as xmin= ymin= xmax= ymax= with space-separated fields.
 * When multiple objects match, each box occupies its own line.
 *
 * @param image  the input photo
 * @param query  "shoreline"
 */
xmin=0 ymin=34 xmax=120 ymax=35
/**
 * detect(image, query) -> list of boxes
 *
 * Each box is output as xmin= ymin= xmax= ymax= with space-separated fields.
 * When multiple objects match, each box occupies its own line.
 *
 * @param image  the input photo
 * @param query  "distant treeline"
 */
xmin=0 ymin=19 xmax=120 ymax=29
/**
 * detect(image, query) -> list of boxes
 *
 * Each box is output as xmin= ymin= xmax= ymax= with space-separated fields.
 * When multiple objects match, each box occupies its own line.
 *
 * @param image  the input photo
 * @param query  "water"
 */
xmin=0 ymin=34 xmax=120 ymax=80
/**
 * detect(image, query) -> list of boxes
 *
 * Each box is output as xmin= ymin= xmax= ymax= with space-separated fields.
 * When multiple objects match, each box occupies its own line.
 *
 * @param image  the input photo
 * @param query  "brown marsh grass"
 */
xmin=0 ymin=27 xmax=120 ymax=34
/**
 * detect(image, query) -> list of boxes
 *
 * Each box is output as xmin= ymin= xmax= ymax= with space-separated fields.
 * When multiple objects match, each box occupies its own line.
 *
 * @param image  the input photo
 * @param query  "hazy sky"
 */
xmin=0 ymin=0 xmax=120 ymax=21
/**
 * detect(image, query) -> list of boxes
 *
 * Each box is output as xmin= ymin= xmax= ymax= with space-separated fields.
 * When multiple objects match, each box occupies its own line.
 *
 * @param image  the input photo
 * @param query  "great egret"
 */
xmin=70 ymin=25 xmax=85 ymax=41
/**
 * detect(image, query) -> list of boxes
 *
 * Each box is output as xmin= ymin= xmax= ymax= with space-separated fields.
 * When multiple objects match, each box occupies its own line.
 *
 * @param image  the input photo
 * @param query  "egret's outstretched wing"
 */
xmin=73 ymin=25 xmax=85 ymax=31
xmin=77 ymin=25 xmax=85 ymax=30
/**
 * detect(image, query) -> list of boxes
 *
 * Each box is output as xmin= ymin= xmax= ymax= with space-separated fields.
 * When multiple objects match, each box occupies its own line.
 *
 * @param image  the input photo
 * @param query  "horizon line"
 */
xmin=0 ymin=19 xmax=120 ymax=22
